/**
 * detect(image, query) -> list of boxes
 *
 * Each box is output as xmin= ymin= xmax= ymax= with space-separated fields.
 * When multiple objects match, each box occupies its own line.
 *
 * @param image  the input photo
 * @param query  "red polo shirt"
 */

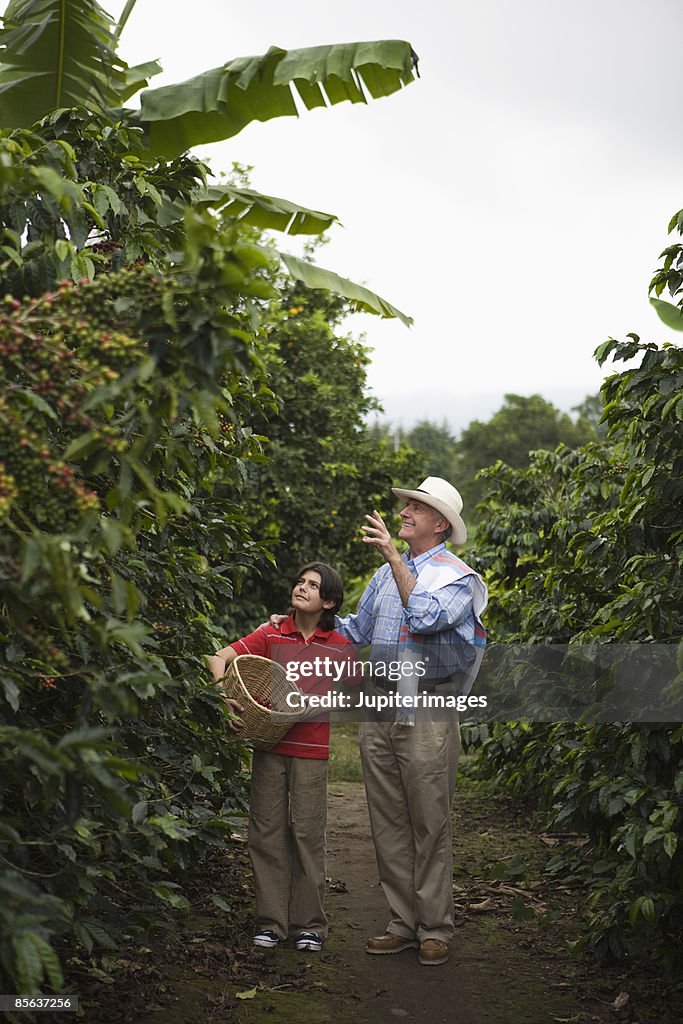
xmin=230 ymin=615 xmax=357 ymax=759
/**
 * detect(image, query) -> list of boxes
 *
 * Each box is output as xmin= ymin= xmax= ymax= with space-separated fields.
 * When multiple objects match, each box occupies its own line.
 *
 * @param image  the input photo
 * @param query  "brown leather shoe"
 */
xmin=418 ymin=938 xmax=449 ymax=965
xmin=366 ymin=933 xmax=419 ymax=955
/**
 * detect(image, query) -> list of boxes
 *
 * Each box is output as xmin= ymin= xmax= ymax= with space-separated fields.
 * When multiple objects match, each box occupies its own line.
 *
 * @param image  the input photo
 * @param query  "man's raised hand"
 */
xmin=361 ymin=510 xmax=400 ymax=564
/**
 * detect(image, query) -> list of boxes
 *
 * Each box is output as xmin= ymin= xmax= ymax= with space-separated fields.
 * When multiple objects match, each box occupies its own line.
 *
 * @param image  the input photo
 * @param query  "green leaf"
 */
xmin=649 ymin=297 xmax=683 ymax=331
xmin=100 ymin=517 xmax=123 ymax=556
xmin=2 ymin=677 xmax=20 ymax=712
xmin=148 ymin=814 xmax=189 ymax=839
xmin=210 ymin=894 xmax=232 ymax=912
xmin=0 ymin=0 xmax=129 ymax=128
xmin=109 ymin=569 xmax=128 ymax=616
xmin=594 ymin=338 xmax=619 ymax=365
xmin=666 ymin=208 xmax=683 ymax=233
xmin=628 ymin=897 xmax=640 ymax=928
xmin=63 ymin=430 xmax=105 ymax=462
xmin=113 ymin=0 xmax=139 ymax=44
xmin=12 ymin=932 xmax=45 ymax=993
xmin=135 ymin=40 xmax=417 ymax=156
xmin=73 ymin=921 xmax=94 ymax=954
xmin=29 ymin=934 xmax=63 ymax=990
xmin=104 ymin=755 xmax=140 ymax=781
xmin=30 ymin=165 xmax=82 ymax=207
xmin=106 ymin=620 xmax=151 ymax=657
xmin=56 ymin=727 xmax=109 ymax=749
xmin=161 ymin=184 xmax=341 ymax=236
xmin=489 ymin=854 xmax=527 ymax=881
xmin=54 ymin=238 xmax=73 ymax=262
xmin=118 ymin=59 xmax=162 ymax=103
xmin=2 ymin=727 xmax=66 ymax=775
xmin=510 ymin=896 xmax=537 ymax=922
xmin=12 ymin=387 xmax=58 ymax=421
xmin=281 ymin=252 xmax=412 ymax=326
xmin=662 ymin=832 xmax=678 ymax=858
xmin=76 ymin=919 xmax=116 ymax=951
xmin=607 ymin=796 xmax=625 ymax=816
xmin=20 ymin=537 xmax=41 ymax=585
xmin=131 ymin=800 xmax=148 ymax=825
xmin=152 ymin=883 xmax=190 ymax=909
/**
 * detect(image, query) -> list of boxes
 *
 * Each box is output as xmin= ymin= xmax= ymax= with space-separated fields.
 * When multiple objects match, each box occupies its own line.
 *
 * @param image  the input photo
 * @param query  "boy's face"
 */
xmin=291 ymin=570 xmax=334 ymax=618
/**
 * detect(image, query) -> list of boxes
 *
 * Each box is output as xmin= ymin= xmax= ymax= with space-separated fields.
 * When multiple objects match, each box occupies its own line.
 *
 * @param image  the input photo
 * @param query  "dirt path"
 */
xmin=317 ymin=784 xmax=591 ymax=1024
xmin=71 ymin=776 xmax=677 ymax=1024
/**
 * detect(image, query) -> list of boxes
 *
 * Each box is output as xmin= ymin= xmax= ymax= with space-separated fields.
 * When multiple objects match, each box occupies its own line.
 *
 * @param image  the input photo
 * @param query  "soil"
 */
xmin=53 ymin=776 xmax=680 ymax=1024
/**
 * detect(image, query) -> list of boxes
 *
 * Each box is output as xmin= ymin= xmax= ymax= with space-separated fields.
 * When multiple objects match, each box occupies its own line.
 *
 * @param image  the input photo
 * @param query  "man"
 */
xmin=339 ymin=476 xmax=487 ymax=967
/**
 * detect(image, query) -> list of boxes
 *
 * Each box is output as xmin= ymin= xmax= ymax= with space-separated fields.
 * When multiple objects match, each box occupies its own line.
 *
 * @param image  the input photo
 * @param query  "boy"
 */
xmin=208 ymin=562 xmax=356 ymax=953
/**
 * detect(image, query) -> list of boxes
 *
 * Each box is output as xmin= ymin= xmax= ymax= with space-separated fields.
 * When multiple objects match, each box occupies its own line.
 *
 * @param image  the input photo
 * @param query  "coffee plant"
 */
xmin=473 ymin=336 xmax=683 ymax=973
xmin=0 ymin=107 xmax=422 ymax=998
xmin=0 ymin=110 xmax=280 ymax=995
xmin=0 ymin=108 xmax=207 ymax=296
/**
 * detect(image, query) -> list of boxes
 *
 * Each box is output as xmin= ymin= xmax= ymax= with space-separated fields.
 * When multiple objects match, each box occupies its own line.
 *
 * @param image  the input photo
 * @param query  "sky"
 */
xmin=108 ymin=0 xmax=683 ymax=431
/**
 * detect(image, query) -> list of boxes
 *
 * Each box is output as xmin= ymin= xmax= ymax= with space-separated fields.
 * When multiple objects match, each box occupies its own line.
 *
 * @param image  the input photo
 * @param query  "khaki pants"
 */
xmin=248 ymin=750 xmax=328 ymax=939
xmin=359 ymin=713 xmax=460 ymax=944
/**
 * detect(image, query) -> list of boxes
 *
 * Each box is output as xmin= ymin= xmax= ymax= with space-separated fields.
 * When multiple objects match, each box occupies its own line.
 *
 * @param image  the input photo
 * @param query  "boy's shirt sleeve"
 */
xmin=332 ymin=635 xmax=362 ymax=689
xmin=230 ymin=626 xmax=270 ymax=658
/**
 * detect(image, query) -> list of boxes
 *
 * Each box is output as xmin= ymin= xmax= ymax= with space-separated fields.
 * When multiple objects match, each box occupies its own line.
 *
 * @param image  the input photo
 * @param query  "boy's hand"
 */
xmin=224 ymin=697 xmax=245 ymax=734
xmin=298 ymin=694 xmax=324 ymax=722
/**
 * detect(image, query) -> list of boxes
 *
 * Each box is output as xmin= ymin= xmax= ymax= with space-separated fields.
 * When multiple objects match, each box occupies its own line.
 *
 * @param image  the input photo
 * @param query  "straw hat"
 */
xmin=392 ymin=476 xmax=467 ymax=545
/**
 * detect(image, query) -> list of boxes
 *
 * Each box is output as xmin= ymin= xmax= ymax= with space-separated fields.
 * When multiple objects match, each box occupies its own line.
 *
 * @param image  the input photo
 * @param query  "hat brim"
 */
xmin=392 ymin=487 xmax=467 ymax=545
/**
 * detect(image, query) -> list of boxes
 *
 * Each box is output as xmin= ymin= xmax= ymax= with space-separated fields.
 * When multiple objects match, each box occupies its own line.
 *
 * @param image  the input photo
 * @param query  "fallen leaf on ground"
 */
xmin=235 ymin=987 xmax=258 ymax=1000
xmin=612 ymin=992 xmax=630 ymax=1011
xmin=469 ymin=898 xmax=495 ymax=912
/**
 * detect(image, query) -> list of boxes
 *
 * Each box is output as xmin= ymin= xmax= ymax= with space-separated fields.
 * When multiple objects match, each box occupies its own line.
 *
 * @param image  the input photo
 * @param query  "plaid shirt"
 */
xmin=336 ymin=543 xmax=478 ymax=679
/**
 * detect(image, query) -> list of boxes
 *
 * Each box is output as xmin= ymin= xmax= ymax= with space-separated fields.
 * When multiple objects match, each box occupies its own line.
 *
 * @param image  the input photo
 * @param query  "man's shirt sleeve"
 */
xmin=336 ymin=574 xmax=377 ymax=646
xmin=230 ymin=626 xmax=270 ymax=657
xmin=403 ymin=574 xmax=475 ymax=634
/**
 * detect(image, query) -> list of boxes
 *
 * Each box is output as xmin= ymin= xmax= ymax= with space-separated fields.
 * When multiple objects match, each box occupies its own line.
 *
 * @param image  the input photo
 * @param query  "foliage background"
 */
xmin=0 ymin=109 xmax=414 ymax=996
xmin=371 ymin=395 xmax=599 ymax=524
xmin=468 ymin=335 xmax=683 ymax=973
xmin=229 ymin=265 xmax=418 ymax=632
xmin=1 ymin=0 xmax=682 ymax=998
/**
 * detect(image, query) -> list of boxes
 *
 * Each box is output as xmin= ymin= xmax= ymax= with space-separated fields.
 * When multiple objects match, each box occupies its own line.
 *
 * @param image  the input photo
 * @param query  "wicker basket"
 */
xmin=220 ymin=655 xmax=304 ymax=750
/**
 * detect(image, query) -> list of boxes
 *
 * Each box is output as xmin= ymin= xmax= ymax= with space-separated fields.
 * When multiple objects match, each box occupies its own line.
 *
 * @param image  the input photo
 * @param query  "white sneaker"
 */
xmin=295 ymin=930 xmax=324 ymax=951
xmin=253 ymin=929 xmax=281 ymax=948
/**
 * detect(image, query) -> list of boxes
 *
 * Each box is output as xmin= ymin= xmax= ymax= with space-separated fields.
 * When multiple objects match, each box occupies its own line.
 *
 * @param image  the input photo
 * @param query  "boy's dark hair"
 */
xmin=291 ymin=562 xmax=344 ymax=632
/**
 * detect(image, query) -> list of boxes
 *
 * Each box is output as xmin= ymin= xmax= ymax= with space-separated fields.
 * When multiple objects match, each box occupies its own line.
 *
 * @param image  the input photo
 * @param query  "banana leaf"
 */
xmin=281 ymin=252 xmax=412 ymax=326
xmin=136 ymin=40 xmax=417 ymax=156
xmin=0 ymin=0 xmax=133 ymax=126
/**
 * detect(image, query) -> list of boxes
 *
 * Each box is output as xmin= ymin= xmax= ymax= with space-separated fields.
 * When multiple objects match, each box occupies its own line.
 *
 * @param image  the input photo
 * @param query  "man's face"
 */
xmin=291 ymin=570 xmax=333 ymax=617
xmin=398 ymin=499 xmax=448 ymax=552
